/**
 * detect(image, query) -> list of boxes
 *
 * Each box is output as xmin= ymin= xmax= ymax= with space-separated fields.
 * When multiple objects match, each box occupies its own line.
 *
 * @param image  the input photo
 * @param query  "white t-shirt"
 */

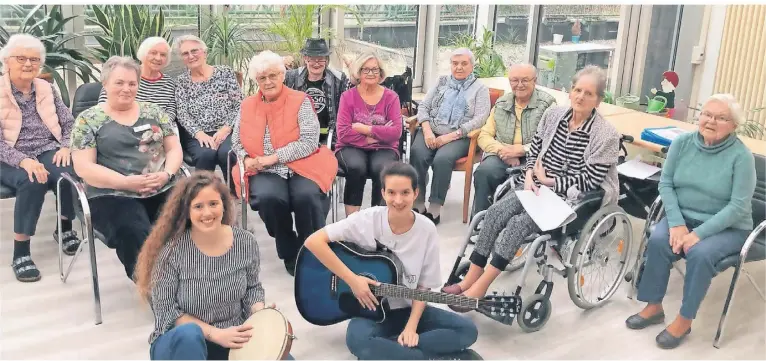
xmin=324 ymin=206 xmax=442 ymax=309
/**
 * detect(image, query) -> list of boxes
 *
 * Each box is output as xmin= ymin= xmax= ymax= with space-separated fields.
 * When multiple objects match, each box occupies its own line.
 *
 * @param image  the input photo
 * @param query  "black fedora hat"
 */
xmin=300 ymin=38 xmax=331 ymax=57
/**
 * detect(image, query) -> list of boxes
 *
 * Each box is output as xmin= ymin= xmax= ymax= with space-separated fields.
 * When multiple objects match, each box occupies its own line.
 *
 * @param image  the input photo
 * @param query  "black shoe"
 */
xmin=424 ymin=212 xmax=441 ymax=225
xmin=284 ymin=258 xmax=296 ymax=277
xmin=53 ymin=230 xmax=81 ymax=256
xmin=625 ymin=311 xmax=665 ymax=330
xmin=429 ymin=349 xmax=483 ymax=360
xmin=12 ymin=255 xmax=41 ymax=282
xmin=656 ymin=327 xmax=691 ymax=349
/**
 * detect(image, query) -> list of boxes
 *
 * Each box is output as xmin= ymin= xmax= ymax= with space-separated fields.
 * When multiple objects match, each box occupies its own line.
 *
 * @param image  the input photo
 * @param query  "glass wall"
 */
xmin=535 ymin=5 xmax=621 ymax=91
xmin=495 ymin=5 xmax=532 ymax=67
xmin=340 ymin=5 xmax=419 ymax=76
xmin=436 ymin=5 xmax=477 ymax=76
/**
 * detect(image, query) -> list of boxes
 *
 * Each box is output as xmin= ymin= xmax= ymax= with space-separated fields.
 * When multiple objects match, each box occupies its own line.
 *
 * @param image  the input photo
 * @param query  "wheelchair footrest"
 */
xmin=476 ymin=294 xmax=523 ymax=326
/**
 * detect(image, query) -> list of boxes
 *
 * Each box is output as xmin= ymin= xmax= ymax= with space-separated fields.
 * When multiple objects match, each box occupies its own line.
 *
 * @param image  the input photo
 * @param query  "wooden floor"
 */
xmin=1 ymin=171 xmax=764 ymax=360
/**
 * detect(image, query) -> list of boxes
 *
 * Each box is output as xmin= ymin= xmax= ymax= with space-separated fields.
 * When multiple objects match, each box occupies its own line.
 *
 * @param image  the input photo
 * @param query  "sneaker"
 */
xmin=12 ymin=255 xmax=41 ymax=282
xmin=53 ymin=230 xmax=81 ymax=256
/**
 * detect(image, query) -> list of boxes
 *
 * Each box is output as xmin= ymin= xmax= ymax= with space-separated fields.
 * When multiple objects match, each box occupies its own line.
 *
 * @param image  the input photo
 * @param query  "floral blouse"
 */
xmin=70 ymin=102 xmax=181 ymax=199
xmin=175 ymin=65 xmax=243 ymax=136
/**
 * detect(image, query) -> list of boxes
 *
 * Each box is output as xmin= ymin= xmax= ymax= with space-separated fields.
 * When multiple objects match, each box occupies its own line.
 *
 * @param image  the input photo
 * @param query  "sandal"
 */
xmin=12 ymin=255 xmax=41 ymax=282
xmin=53 ymin=230 xmax=81 ymax=256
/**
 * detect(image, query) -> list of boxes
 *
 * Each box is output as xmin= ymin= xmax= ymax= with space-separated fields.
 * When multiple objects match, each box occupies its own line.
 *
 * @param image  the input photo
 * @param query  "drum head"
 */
xmin=229 ymin=308 xmax=290 ymax=360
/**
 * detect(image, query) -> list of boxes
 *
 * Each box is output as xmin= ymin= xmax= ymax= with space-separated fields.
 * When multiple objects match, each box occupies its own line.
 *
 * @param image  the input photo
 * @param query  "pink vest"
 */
xmin=0 ymin=72 xmax=62 ymax=147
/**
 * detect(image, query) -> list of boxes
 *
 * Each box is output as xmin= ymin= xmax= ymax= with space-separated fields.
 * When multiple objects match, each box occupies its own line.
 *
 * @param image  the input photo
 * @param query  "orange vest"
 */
xmin=0 ymin=72 xmax=62 ymax=147
xmin=232 ymin=87 xmax=338 ymax=199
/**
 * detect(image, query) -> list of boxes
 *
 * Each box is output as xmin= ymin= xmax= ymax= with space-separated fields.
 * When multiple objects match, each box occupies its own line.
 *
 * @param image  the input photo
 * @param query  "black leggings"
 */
xmin=336 ymin=147 xmax=399 ymax=207
xmin=89 ymin=191 xmax=169 ymax=279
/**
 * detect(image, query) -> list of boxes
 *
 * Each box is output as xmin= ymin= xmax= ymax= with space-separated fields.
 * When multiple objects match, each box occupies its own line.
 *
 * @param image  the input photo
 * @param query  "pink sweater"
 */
xmin=335 ymin=87 xmax=402 ymax=154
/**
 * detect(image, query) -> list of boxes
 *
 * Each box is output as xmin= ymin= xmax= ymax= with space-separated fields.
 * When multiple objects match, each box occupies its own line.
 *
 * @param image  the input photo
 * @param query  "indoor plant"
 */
xmin=0 ymin=4 xmax=98 ymax=105
xmin=87 ymin=5 xmax=172 ymax=63
xmin=202 ymin=12 xmax=254 ymax=86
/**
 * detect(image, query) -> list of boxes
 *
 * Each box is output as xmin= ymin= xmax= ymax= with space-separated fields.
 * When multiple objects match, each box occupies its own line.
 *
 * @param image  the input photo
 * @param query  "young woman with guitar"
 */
xmin=133 ymin=171 xmax=293 ymax=360
xmin=303 ymin=163 xmax=481 ymax=360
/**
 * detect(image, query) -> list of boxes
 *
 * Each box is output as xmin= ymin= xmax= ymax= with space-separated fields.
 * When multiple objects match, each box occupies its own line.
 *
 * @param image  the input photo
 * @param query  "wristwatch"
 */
xmin=165 ymin=170 xmax=175 ymax=180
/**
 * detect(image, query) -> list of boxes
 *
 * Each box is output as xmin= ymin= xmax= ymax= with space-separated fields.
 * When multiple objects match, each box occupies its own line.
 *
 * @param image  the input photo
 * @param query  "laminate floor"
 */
xmin=1 ymin=171 xmax=764 ymax=359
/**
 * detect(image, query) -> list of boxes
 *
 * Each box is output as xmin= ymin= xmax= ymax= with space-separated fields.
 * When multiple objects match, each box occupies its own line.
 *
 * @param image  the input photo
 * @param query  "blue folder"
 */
xmin=640 ymin=126 xmax=686 ymax=147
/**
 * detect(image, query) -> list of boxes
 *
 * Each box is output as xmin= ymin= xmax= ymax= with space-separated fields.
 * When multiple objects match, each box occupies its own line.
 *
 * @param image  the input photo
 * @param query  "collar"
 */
xmin=563 ymin=108 xmax=597 ymax=134
xmin=10 ymin=81 xmax=35 ymax=97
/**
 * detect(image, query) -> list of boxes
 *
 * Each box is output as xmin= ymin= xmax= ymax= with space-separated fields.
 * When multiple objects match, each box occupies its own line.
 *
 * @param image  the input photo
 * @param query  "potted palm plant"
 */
xmin=202 ymin=13 xmax=253 ymax=86
xmin=0 ymin=5 xmax=98 ymax=105
xmin=87 ymin=5 xmax=172 ymax=63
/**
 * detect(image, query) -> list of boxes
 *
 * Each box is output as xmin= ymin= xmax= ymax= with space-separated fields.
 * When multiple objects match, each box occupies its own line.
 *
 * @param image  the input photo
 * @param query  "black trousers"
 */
xmin=180 ymin=128 xmax=235 ymax=183
xmin=336 ymin=147 xmax=399 ymax=207
xmin=89 ymin=191 xmax=169 ymax=279
xmin=248 ymin=172 xmax=329 ymax=261
xmin=0 ymin=149 xmax=75 ymax=236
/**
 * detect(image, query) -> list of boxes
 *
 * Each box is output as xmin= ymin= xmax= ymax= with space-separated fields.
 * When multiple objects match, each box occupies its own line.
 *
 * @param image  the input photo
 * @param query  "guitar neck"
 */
xmin=371 ymin=283 xmax=478 ymax=309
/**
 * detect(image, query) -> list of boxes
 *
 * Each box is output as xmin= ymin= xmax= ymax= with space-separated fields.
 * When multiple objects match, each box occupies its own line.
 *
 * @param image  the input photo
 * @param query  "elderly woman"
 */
xmin=232 ymin=51 xmax=337 ymax=276
xmin=174 ymin=35 xmax=242 ymax=181
xmin=411 ymin=48 xmax=490 ymax=224
xmin=626 ymin=94 xmax=756 ymax=349
xmin=442 ymin=66 xmax=620 ymax=304
xmin=335 ymin=52 xmax=402 ymax=216
xmin=0 ymin=34 xmax=80 ymax=282
xmin=70 ymin=56 xmax=184 ymax=280
xmin=98 ymin=37 xmax=177 ymax=125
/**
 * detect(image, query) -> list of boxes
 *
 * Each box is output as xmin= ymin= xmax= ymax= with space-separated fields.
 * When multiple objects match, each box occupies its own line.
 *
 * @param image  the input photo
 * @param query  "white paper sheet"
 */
xmin=617 ymin=159 xmax=661 ymax=180
xmin=515 ymin=186 xmax=576 ymax=232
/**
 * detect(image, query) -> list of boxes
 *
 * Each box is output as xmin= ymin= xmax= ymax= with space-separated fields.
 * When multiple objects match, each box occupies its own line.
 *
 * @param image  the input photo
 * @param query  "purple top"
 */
xmin=0 ymin=83 xmax=73 ymax=168
xmin=335 ymin=87 xmax=402 ymax=154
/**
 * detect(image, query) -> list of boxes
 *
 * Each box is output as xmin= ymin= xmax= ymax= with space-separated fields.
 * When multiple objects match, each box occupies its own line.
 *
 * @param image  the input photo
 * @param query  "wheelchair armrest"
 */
xmin=506 ymin=166 xmax=525 ymax=175
xmin=577 ymin=189 xmax=605 ymax=204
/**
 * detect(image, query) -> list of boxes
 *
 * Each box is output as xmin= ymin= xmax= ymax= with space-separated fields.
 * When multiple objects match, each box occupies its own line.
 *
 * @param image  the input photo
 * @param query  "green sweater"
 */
xmin=659 ymin=131 xmax=756 ymax=239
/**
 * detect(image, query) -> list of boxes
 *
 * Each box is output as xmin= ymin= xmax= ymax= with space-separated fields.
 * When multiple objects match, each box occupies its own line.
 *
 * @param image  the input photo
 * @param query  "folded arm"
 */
xmin=370 ymin=93 xmax=404 ymax=144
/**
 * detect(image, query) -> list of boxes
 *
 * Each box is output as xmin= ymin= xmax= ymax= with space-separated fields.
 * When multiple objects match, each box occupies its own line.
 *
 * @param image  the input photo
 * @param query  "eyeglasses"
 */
xmin=11 ymin=56 xmax=41 ymax=65
xmin=700 ymin=111 xmax=732 ymax=123
xmin=510 ymin=78 xmax=535 ymax=85
xmin=256 ymin=72 xmax=281 ymax=83
xmin=361 ymin=67 xmax=380 ymax=75
xmin=180 ymin=48 xmax=203 ymax=58
xmin=306 ymin=57 xmax=327 ymax=64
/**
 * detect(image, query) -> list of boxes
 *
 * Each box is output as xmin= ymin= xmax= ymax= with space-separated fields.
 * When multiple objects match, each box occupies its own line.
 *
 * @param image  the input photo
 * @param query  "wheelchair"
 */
xmin=445 ymin=135 xmax=655 ymax=332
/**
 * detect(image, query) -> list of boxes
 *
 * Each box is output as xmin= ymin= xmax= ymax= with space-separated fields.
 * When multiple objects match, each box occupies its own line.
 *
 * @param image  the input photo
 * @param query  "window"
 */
xmin=436 ymin=5 xmax=478 ymax=76
xmin=494 ymin=5 xmax=532 ymax=67
xmin=535 ymin=5 xmax=622 ymax=91
xmin=338 ymin=5 xmax=419 ymax=76
xmin=0 ymin=5 xmax=46 ymax=35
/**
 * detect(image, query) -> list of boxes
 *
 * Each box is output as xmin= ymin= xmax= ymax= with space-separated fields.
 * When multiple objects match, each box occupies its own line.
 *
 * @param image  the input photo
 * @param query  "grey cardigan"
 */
xmin=527 ymin=106 xmax=621 ymax=207
xmin=416 ymin=75 xmax=490 ymax=137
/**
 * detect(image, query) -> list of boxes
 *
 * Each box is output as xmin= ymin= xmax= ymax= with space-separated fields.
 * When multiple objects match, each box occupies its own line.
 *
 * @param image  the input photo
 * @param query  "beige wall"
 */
xmin=714 ymin=5 xmax=766 ymax=138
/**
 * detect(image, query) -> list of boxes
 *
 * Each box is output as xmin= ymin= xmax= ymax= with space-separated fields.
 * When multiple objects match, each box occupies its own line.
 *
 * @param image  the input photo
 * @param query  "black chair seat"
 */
xmin=715 ymin=238 xmax=766 ymax=272
xmin=0 ymin=185 xmax=16 ymax=199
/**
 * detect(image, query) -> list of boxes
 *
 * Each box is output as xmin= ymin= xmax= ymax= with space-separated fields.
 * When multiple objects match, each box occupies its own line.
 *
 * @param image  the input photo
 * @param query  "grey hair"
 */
xmin=247 ymin=50 xmax=286 ymax=80
xmin=704 ymin=93 xmax=744 ymax=126
xmin=0 ymin=34 xmax=46 ymax=74
xmin=137 ymin=36 xmax=171 ymax=64
xmin=100 ymin=56 xmax=141 ymax=84
xmin=450 ymin=48 xmax=475 ymax=66
xmin=173 ymin=35 xmax=207 ymax=54
xmin=348 ymin=51 xmax=387 ymax=84
xmin=508 ymin=63 xmax=538 ymax=76
xmin=571 ymin=65 xmax=608 ymax=98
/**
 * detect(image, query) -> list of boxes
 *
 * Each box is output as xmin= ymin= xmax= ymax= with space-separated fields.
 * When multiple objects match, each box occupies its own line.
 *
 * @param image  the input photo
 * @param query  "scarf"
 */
xmin=436 ymin=74 xmax=476 ymax=128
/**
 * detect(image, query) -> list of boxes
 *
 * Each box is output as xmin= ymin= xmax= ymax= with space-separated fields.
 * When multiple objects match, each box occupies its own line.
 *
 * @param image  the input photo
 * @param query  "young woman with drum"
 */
xmin=134 ymin=171 xmax=294 ymax=360
xmin=304 ymin=163 xmax=481 ymax=360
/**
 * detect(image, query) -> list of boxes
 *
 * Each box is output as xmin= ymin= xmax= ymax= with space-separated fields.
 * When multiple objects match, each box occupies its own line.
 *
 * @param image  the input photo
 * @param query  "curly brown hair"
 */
xmin=134 ymin=171 xmax=235 ymax=301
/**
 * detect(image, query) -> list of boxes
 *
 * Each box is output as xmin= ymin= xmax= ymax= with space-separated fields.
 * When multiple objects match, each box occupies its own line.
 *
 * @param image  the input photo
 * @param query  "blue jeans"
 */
xmin=346 ymin=305 xmax=478 ymax=360
xmin=637 ymin=217 xmax=749 ymax=319
xmin=150 ymin=323 xmax=295 ymax=360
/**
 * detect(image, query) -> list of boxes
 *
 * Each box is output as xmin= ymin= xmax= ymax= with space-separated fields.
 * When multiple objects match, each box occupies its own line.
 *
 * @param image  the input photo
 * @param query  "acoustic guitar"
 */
xmin=294 ymin=241 xmax=522 ymax=326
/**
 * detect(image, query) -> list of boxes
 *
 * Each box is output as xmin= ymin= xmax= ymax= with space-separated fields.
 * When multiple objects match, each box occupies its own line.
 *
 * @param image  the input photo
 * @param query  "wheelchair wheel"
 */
xmin=446 ymin=261 xmax=471 ymax=285
xmin=517 ymin=294 xmax=552 ymax=333
xmin=567 ymin=205 xmax=633 ymax=310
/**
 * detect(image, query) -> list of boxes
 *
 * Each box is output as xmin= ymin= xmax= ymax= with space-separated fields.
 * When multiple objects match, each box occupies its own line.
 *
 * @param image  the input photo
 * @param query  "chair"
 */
xmin=406 ymin=90 xmax=502 ymax=223
xmin=71 ymin=82 xmax=102 ymax=118
xmin=626 ymin=153 xmax=766 ymax=348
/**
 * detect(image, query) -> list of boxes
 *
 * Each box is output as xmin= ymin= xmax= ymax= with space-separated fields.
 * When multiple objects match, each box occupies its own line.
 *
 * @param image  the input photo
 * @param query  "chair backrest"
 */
xmin=752 ymin=153 xmax=765 ymax=226
xmin=71 ymin=83 xmax=103 ymax=119
xmin=383 ymin=66 xmax=414 ymax=116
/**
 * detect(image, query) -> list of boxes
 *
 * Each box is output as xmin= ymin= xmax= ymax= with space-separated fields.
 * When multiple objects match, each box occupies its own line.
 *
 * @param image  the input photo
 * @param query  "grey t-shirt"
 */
xmin=71 ymin=102 xmax=180 ymax=199
xmin=324 ymin=206 xmax=442 ymax=309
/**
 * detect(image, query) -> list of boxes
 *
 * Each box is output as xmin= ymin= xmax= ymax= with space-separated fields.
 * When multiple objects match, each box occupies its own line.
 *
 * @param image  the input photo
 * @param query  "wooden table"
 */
xmin=608 ymin=111 xmax=766 ymax=156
